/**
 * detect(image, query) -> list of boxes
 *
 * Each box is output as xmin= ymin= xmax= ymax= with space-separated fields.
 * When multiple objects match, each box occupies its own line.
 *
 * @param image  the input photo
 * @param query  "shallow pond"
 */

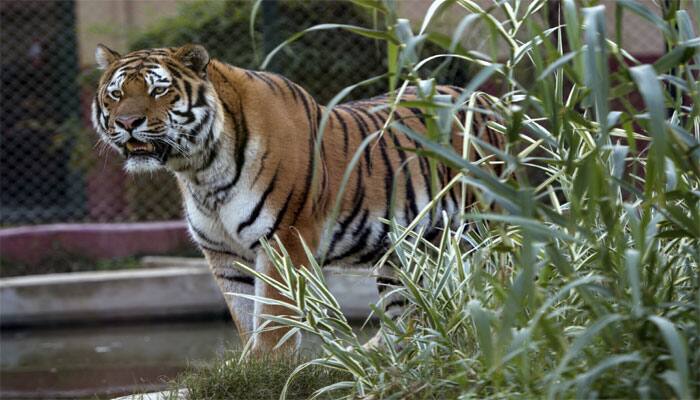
xmin=1 ymin=319 xmax=376 ymax=399
xmin=1 ymin=319 xmax=239 ymax=399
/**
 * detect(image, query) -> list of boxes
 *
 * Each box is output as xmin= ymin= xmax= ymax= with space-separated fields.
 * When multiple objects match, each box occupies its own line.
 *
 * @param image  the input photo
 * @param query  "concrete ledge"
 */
xmin=0 ymin=266 xmax=225 ymax=327
xmin=0 ymin=221 xmax=193 ymax=265
xmin=0 ymin=264 xmax=378 ymax=327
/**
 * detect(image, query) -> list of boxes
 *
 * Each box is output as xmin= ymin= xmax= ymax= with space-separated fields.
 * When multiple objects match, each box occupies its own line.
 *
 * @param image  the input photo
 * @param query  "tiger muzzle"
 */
xmin=123 ymin=138 xmax=169 ymax=162
xmin=115 ymin=115 xmax=146 ymax=131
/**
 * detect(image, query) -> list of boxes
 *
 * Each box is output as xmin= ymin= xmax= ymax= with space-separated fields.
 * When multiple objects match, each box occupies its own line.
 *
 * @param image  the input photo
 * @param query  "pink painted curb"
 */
xmin=0 ymin=221 xmax=194 ymax=265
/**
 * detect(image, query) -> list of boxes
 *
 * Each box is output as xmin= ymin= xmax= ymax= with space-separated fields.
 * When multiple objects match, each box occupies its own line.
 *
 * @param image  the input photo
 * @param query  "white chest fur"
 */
xmin=183 ymin=189 xmax=260 ymax=262
xmin=180 ymin=136 xmax=270 ymax=262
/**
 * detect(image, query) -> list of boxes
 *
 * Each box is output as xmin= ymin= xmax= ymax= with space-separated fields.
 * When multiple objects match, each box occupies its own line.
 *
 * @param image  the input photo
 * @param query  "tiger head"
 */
xmin=92 ymin=44 xmax=222 ymax=173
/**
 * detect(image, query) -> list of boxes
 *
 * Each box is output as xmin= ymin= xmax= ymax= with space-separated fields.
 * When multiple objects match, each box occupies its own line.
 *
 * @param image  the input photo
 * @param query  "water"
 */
xmin=1 ymin=319 xmax=238 ymax=399
xmin=1 ymin=319 xmax=376 ymax=399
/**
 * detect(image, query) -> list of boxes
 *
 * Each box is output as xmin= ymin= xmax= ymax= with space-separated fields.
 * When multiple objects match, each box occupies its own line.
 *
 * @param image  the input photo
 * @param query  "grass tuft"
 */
xmin=176 ymin=350 xmax=351 ymax=400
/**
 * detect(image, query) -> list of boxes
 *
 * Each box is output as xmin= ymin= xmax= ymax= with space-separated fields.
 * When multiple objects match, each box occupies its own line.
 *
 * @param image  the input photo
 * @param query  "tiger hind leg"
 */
xmin=364 ymin=262 xmax=410 ymax=350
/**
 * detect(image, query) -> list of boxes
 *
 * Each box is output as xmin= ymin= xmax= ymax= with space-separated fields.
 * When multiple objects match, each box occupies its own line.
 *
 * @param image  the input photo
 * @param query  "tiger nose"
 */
xmin=116 ymin=115 xmax=145 ymax=130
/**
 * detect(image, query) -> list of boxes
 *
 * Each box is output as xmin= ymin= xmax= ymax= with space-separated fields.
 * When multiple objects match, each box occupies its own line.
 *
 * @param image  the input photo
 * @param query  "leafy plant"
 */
xmin=180 ymin=0 xmax=700 ymax=398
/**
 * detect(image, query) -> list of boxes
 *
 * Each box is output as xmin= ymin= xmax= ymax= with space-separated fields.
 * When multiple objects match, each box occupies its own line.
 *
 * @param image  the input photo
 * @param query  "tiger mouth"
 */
xmin=124 ymin=139 xmax=169 ymax=161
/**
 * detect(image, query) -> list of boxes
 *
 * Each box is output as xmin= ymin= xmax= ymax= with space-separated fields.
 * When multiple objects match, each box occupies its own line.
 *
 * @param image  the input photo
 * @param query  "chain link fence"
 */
xmin=0 ymin=0 xmax=665 ymax=226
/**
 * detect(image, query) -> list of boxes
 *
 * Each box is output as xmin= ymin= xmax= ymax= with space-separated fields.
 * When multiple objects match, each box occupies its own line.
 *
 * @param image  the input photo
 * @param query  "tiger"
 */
xmin=92 ymin=43 xmax=505 ymax=353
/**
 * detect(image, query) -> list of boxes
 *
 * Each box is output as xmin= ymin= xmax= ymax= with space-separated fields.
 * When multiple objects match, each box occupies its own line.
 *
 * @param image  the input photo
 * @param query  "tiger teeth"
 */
xmin=126 ymin=142 xmax=155 ymax=152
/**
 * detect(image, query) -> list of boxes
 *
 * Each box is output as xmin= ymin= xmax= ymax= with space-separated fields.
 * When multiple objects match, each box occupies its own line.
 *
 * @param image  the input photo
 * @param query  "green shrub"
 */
xmin=223 ymin=0 xmax=700 ymax=399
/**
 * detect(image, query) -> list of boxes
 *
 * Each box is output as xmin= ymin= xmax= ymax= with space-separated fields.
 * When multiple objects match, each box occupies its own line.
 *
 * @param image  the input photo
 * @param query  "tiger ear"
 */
xmin=174 ymin=44 xmax=210 ymax=78
xmin=95 ymin=44 xmax=121 ymax=70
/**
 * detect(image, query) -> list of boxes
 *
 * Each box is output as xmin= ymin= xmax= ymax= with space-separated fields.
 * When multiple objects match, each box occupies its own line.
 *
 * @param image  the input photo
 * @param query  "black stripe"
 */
xmin=200 ymin=244 xmax=230 ymax=254
xmin=186 ymin=214 xmax=227 ymax=248
xmin=376 ymin=276 xmax=401 ymax=292
xmin=210 ymin=65 xmax=249 ymax=193
xmin=170 ymin=108 xmax=195 ymax=122
xmin=340 ymin=106 xmax=373 ymax=174
xmin=436 ymin=87 xmax=451 ymax=96
xmin=287 ymin=79 xmax=306 ymax=103
xmin=101 ymin=107 xmax=109 ymax=130
xmin=278 ymin=75 xmax=300 ymax=103
xmin=183 ymin=80 xmax=193 ymax=106
xmin=354 ymin=108 xmax=397 ymax=265
xmin=93 ymin=94 xmax=102 ymax=127
xmin=193 ymin=85 xmax=207 ymax=108
xmin=289 ymin=92 xmax=318 ymax=227
xmin=385 ymin=298 xmax=409 ymax=310
xmin=327 ymin=208 xmax=371 ymax=263
xmin=237 ymin=166 xmax=280 ymax=234
xmin=298 ymin=91 xmax=314 ymax=132
xmin=353 ymin=209 xmax=371 ymax=238
xmin=186 ymin=185 xmax=214 ymax=214
xmin=377 ymin=276 xmax=400 ymax=285
xmin=213 ymin=271 xmax=255 ymax=286
xmin=259 ymin=72 xmax=283 ymax=92
xmin=313 ymin=104 xmax=327 ymax=214
xmin=257 ymin=187 xmax=295 ymax=248
xmin=251 ymin=149 xmax=270 ymax=188
xmin=424 ymin=225 xmax=442 ymax=243
xmin=250 ymin=71 xmax=278 ymax=92
xmin=380 ymin=110 xmax=419 ymax=223
xmin=185 ymin=110 xmax=211 ymax=143
xmin=446 ymin=167 xmax=459 ymax=207
xmin=326 ymin=164 xmax=365 ymax=258
xmin=140 ymin=62 xmax=164 ymax=70
xmin=209 ymin=102 xmax=248 ymax=198
xmin=407 ymin=107 xmax=427 ymax=127
xmin=167 ymin=65 xmax=182 ymax=79
xmin=456 ymin=109 xmax=466 ymax=126
xmin=147 ymin=71 xmax=163 ymax=81
xmin=360 ymin=107 xmax=394 ymax=214
xmin=196 ymin=144 xmax=218 ymax=173
xmin=329 ymin=225 xmax=372 ymax=263
xmin=357 ymin=242 xmax=387 ymax=264
xmin=396 ymin=108 xmax=433 ymax=221
xmin=434 ymin=163 xmax=447 ymax=213
xmin=331 ymin=108 xmax=349 ymax=157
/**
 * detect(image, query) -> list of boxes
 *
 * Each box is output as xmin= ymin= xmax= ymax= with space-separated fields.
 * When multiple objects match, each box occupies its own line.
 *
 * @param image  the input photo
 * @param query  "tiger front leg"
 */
xmin=202 ymin=249 xmax=256 ymax=344
xmin=250 ymin=250 xmax=301 ymax=354
xmin=250 ymin=230 xmax=317 ymax=354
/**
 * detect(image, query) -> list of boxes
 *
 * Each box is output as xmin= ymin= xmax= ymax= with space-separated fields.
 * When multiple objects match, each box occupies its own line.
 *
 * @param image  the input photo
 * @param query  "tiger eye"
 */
xmin=110 ymin=90 xmax=122 ymax=99
xmin=152 ymin=87 xmax=168 ymax=96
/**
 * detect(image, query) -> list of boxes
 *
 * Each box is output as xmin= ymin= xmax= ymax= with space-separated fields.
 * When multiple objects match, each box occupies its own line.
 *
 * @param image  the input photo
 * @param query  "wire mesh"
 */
xmin=0 ymin=0 xmax=666 ymax=225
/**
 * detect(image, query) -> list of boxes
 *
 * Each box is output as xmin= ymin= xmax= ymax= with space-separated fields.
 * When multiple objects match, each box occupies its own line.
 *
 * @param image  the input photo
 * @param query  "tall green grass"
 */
xmin=188 ymin=1 xmax=699 ymax=398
